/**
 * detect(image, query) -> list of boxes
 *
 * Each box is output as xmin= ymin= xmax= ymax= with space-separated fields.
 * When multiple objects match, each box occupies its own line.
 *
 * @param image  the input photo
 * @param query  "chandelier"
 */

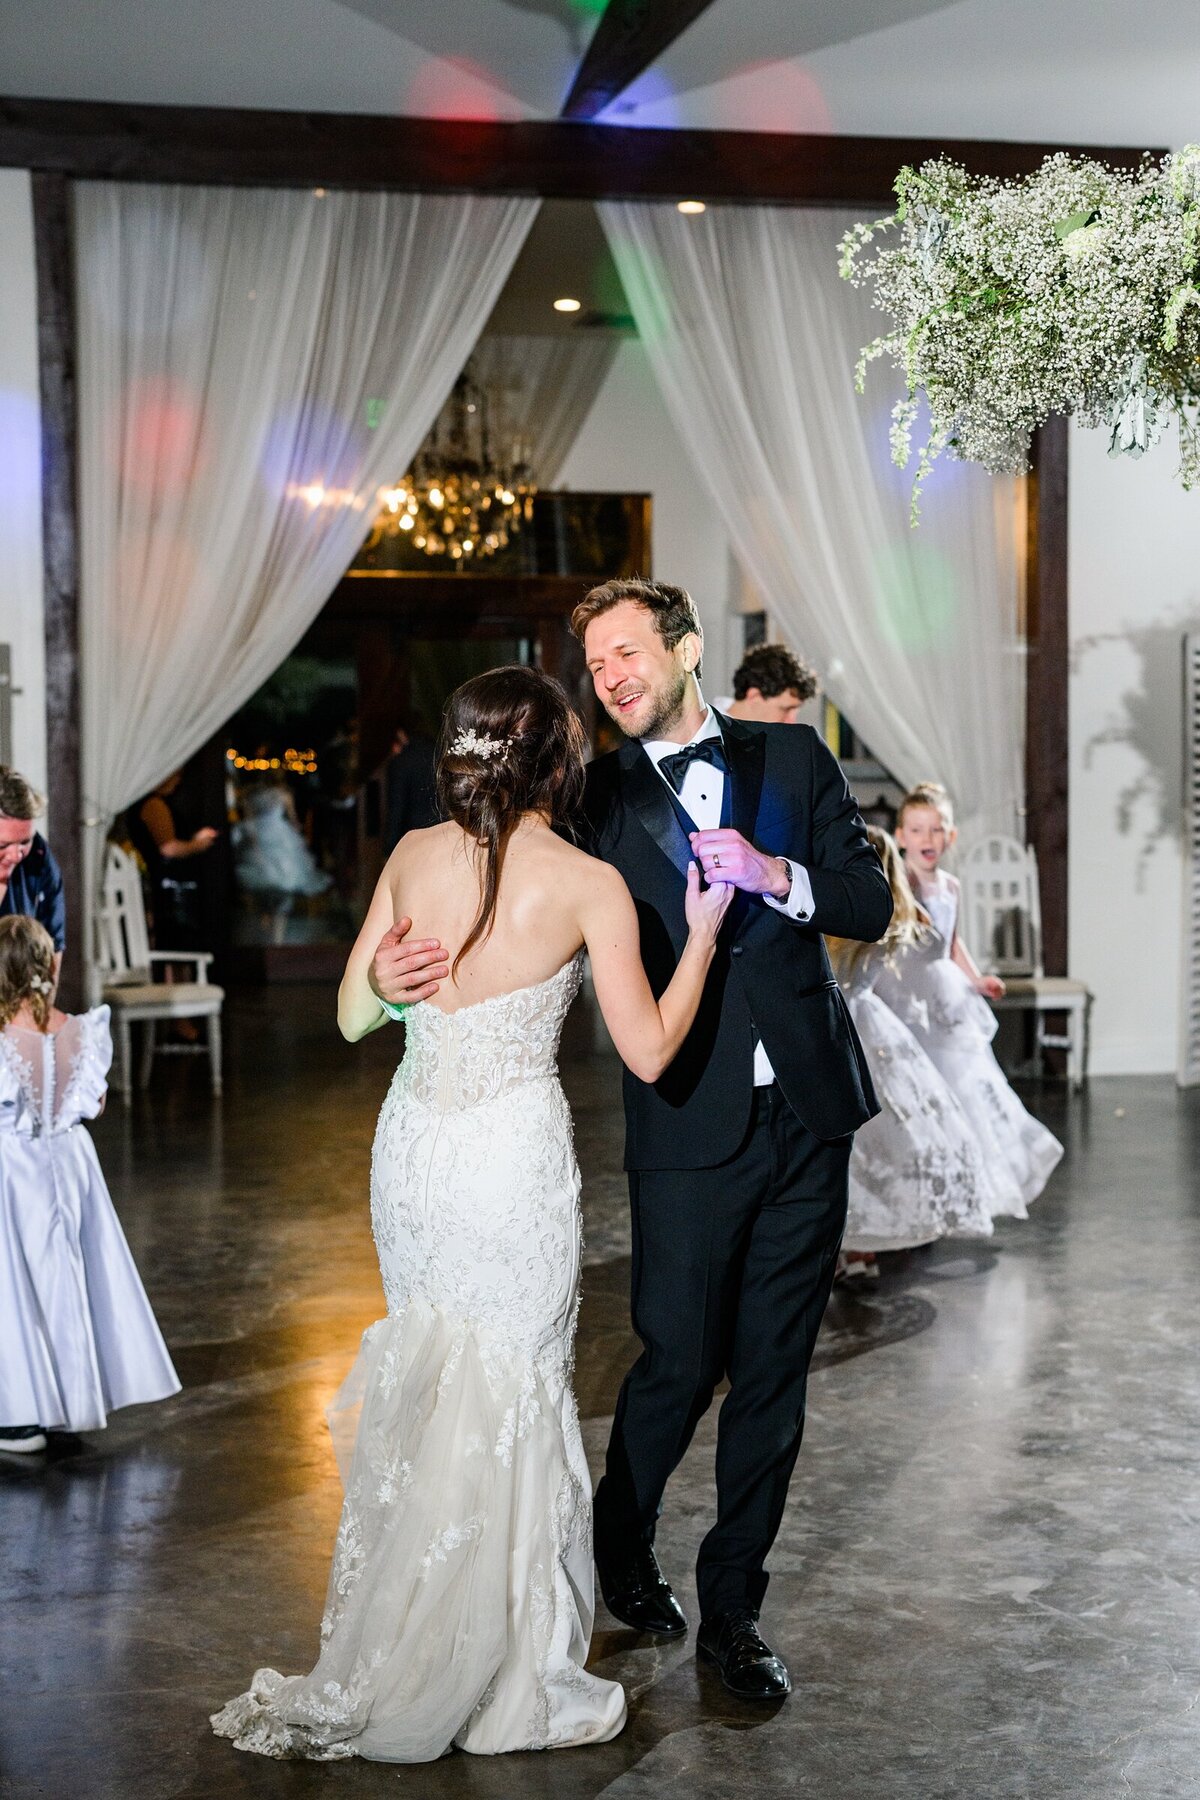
xmin=369 ymin=369 xmax=535 ymax=562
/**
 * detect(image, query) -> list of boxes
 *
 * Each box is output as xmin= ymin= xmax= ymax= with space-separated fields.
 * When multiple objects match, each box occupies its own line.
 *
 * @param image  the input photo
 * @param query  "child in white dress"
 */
xmin=0 ymin=916 xmax=180 ymax=1453
xmin=829 ymin=828 xmax=994 ymax=1263
xmin=881 ymin=783 xmax=1063 ymax=1220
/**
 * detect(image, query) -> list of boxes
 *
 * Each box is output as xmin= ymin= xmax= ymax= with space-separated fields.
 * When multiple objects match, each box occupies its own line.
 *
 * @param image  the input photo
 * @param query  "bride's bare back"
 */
xmin=338 ymin=808 xmax=731 ymax=1083
xmin=386 ymin=818 xmax=590 ymax=1014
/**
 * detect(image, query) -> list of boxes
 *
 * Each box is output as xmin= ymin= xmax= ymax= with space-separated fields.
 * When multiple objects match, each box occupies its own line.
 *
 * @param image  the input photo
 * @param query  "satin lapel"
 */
xmin=618 ymin=739 xmax=693 ymax=881
xmin=717 ymin=712 xmax=767 ymax=842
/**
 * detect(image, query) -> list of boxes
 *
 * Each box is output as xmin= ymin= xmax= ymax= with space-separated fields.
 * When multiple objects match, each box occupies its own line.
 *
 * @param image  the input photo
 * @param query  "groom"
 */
xmin=576 ymin=578 xmax=891 ymax=1700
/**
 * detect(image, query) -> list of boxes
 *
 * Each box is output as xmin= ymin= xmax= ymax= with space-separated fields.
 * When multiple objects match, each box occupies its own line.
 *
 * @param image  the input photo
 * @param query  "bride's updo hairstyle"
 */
xmin=436 ymin=665 xmax=587 ymax=976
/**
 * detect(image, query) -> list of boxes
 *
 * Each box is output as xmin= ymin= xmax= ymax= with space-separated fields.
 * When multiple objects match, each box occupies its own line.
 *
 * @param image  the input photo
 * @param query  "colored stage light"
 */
xmin=404 ymin=56 xmax=523 ymax=123
xmin=0 ymin=390 xmax=40 ymax=520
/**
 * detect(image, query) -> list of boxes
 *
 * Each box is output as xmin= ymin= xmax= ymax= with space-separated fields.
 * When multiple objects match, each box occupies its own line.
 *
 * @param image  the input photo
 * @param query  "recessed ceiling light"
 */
xmin=313 ymin=187 xmax=328 ymax=198
xmin=553 ymin=296 xmax=582 ymax=313
xmin=677 ymin=199 xmax=706 ymax=215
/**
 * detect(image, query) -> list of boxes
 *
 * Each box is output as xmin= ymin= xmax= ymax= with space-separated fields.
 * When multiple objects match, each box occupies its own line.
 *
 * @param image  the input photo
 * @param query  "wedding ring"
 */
xmin=713 ymin=854 xmax=721 ymax=868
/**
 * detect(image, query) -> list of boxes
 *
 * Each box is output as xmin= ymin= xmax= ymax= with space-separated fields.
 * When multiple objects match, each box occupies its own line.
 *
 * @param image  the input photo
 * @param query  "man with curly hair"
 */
xmin=720 ymin=643 xmax=819 ymax=725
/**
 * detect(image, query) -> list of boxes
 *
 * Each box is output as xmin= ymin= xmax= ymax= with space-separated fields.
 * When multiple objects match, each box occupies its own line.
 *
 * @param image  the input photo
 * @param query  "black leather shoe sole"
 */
xmin=696 ymin=1636 xmax=792 ymax=1699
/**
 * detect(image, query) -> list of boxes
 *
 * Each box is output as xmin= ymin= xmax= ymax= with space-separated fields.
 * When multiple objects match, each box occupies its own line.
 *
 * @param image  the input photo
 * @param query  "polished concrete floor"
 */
xmin=2 ymin=987 xmax=1198 ymax=1800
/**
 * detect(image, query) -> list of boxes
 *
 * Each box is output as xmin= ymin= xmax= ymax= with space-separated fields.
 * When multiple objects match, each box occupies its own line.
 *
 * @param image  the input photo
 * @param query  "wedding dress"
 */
xmin=212 ymin=952 xmax=626 ymax=1762
xmin=871 ymin=876 xmax=1063 ymax=1220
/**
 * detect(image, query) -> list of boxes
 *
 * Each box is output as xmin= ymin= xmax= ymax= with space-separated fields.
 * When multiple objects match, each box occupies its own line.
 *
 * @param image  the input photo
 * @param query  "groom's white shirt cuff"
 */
xmin=763 ymin=858 xmax=815 ymax=924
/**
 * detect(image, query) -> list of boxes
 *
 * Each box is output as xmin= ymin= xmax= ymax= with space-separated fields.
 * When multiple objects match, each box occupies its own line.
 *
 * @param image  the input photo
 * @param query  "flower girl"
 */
xmin=0 ymin=916 xmax=179 ymax=1453
xmin=828 ymin=828 xmax=994 ymax=1259
xmin=881 ymin=783 xmax=1063 ymax=1219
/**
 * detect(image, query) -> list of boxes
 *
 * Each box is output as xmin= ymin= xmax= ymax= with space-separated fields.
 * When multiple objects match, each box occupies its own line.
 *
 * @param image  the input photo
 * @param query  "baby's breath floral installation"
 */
xmin=839 ymin=148 xmax=1200 ymax=520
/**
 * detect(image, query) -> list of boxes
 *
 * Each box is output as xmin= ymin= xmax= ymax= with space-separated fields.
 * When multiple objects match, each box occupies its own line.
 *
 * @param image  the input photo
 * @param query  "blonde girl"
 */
xmin=0 ymin=916 xmax=178 ymax=1453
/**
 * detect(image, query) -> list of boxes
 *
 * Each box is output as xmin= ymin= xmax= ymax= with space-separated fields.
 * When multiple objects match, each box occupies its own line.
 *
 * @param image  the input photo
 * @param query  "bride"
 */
xmin=212 ymin=665 xmax=731 ymax=1763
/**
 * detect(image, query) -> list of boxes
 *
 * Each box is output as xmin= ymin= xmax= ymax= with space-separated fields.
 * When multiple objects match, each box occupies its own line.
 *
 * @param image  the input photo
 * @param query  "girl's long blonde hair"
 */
xmin=0 ymin=915 xmax=56 ymax=1030
xmin=828 ymin=825 xmax=930 ymax=976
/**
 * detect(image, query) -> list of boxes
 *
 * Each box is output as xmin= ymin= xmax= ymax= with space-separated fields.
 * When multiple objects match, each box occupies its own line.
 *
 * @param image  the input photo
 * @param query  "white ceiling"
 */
xmin=3 ymin=0 xmax=1199 ymax=147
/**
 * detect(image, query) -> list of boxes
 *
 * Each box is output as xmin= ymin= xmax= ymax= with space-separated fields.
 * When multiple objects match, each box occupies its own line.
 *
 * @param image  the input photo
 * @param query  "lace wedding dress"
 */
xmin=212 ymin=953 xmax=626 ymax=1763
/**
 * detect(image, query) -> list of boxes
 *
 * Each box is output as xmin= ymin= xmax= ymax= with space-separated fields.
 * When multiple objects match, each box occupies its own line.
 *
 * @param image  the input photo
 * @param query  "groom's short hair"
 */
xmin=571 ymin=578 xmax=702 ymax=654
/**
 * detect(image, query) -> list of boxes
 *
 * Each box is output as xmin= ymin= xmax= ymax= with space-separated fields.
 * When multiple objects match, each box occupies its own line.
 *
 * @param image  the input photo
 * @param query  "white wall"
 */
xmin=0 ymin=169 xmax=46 ymax=799
xmin=556 ymin=338 xmax=740 ymax=697
xmin=1069 ymin=428 xmax=1200 ymax=1075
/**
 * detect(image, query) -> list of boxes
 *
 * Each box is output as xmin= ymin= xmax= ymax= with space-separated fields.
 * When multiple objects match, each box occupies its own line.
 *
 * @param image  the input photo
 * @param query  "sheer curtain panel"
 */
xmin=75 ymin=180 xmax=539 ymax=869
xmin=466 ymin=335 xmax=618 ymax=486
xmin=598 ymin=203 xmax=1023 ymax=838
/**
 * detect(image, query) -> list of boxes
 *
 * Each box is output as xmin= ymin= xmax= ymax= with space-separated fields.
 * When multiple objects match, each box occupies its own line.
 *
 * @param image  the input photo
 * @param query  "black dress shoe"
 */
xmin=597 ymin=1541 xmax=688 ymax=1637
xmin=696 ymin=1609 xmax=792 ymax=1699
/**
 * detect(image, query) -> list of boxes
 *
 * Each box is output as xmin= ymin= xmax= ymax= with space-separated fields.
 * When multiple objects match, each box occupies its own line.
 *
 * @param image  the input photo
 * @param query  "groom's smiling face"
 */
xmin=584 ymin=601 xmax=699 ymax=742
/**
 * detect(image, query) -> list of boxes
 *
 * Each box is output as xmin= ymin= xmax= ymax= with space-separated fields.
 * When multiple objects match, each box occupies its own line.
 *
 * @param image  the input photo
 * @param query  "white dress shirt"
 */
xmin=641 ymin=704 xmax=816 ymax=1086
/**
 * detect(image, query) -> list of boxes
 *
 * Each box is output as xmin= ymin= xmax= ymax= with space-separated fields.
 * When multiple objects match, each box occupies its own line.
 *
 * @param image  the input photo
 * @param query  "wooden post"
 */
xmin=1025 ymin=415 xmax=1069 ymax=977
xmin=32 ymin=170 xmax=84 ymax=1010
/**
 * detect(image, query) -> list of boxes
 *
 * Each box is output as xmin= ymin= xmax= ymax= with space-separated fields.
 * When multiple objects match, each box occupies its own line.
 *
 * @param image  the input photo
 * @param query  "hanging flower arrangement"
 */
xmin=839 ymin=147 xmax=1200 ymax=518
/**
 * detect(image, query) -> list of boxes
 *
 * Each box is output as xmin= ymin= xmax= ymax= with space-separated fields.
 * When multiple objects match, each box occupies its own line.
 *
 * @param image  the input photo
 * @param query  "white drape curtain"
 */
xmin=75 ymin=181 xmax=540 ymax=848
xmin=598 ymin=203 xmax=1023 ymax=838
xmin=464 ymin=334 xmax=619 ymax=486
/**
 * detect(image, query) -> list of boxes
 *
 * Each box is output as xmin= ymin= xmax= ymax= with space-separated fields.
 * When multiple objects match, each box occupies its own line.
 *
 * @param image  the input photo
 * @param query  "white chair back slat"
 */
xmin=93 ymin=844 xmax=153 ymax=983
xmin=961 ymin=835 xmax=1044 ymax=979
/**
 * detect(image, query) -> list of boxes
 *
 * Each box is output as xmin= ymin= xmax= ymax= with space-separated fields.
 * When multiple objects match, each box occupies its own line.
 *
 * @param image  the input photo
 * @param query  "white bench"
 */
xmin=961 ymin=835 xmax=1091 ymax=1089
xmin=92 ymin=843 xmax=224 ymax=1105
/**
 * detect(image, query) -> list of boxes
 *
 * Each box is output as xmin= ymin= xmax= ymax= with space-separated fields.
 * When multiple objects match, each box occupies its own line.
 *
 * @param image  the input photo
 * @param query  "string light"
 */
xmin=676 ymin=199 xmax=707 ymax=215
xmin=226 ymin=748 xmax=319 ymax=774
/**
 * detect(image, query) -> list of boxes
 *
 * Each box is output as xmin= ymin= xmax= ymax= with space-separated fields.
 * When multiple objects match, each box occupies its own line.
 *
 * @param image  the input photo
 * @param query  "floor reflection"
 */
xmin=3 ymin=987 xmax=1199 ymax=1799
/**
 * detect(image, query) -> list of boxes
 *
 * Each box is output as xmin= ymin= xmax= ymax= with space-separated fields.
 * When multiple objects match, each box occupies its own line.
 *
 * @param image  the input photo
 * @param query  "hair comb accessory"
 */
xmin=450 ymin=728 xmax=513 ymax=760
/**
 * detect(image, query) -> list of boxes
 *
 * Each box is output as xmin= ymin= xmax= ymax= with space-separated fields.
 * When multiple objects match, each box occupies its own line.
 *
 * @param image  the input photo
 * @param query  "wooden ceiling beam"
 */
xmin=559 ymin=0 xmax=718 ymax=123
xmin=0 ymin=97 xmax=1160 ymax=207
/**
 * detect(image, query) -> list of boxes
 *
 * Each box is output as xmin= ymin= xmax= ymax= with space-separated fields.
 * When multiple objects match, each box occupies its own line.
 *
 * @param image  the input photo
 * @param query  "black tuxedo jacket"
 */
xmin=583 ymin=714 xmax=893 ymax=1170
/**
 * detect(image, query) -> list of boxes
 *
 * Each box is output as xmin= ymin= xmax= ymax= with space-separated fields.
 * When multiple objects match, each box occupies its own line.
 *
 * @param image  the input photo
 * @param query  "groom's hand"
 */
xmin=689 ymin=830 xmax=791 ymax=899
xmin=370 ymin=917 xmax=449 ymax=1006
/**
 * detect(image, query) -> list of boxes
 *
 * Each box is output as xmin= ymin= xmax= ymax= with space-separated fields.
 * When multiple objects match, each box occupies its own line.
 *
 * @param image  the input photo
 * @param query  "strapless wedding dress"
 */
xmin=212 ymin=953 xmax=625 ymax=1762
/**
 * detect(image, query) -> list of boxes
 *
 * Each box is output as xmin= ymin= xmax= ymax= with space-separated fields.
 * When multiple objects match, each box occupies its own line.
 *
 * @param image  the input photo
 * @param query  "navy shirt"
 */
xmin=0 ymin=832 xmax=67 ymax=951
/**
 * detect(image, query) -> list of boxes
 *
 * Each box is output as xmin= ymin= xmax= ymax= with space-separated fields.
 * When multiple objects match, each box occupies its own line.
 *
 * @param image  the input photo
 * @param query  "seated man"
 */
xmin=716 ymin=642 xmax=819 ymax=725
xmin=0 ymin=767 xmax=65 ymax=971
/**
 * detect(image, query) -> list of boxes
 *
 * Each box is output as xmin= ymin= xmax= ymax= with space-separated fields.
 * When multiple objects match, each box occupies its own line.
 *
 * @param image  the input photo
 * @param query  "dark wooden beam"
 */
xmin=560 ymin=0 xmax=718 ymax=123
xmin=0 ymin=97 xmax=1160 ymax=206
xmin=31 ymin=170 xmax=84 ymax=1010
xmin=329 ymin=573 xmax=592 ymax=626
xmin=1025 ymin=415 xmax=1069 ymax=977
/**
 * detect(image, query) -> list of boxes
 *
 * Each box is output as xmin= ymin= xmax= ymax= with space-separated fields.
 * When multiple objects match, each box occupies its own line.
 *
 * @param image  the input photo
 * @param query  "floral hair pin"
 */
xmin=450 ymin=728 xmax=513 ymax=760
xmin=30 ymin=977 xmax=53 ymax=995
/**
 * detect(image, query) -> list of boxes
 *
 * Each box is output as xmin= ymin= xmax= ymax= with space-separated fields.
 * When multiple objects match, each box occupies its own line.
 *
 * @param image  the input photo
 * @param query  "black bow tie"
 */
xmin=658 ymin=738 xmax=728 ymax=796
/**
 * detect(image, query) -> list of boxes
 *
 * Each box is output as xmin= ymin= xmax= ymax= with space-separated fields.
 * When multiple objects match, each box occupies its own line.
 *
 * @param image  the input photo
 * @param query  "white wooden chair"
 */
xmin=960 ymin=835 xmax=1091 ymax=1089
xmin=92 ymin=843 xmax=224 ymax=1106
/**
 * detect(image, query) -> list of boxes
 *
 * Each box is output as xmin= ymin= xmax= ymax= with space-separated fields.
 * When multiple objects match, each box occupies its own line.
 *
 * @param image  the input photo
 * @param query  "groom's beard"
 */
xmin=606 ymin=665 xmax=690 ymax=741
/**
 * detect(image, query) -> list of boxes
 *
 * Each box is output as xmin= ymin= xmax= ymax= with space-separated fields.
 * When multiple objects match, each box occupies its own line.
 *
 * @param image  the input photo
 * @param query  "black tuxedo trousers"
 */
xmin=586 ymin=716 xmax=892 ymax=1618
xmin=595 ymin=1088 xmax=850 ymax=1616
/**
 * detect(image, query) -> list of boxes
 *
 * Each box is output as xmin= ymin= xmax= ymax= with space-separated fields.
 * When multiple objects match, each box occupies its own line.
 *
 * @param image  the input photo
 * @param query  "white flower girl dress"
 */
xmin=0 ymin=1004 xmax=180 ymax=1432
xmin=872 ymin=875 xmax=1063 ymax=1220
xmin=840 ymin=944 xmax=995 ymax=1252
xmin=212 ymin=953 xmax=626 ymax=1762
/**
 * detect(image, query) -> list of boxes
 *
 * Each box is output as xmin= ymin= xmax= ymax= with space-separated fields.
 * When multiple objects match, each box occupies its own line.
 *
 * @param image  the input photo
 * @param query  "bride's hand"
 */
xmin=684 ymin=859 xmax=734 ymax=944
